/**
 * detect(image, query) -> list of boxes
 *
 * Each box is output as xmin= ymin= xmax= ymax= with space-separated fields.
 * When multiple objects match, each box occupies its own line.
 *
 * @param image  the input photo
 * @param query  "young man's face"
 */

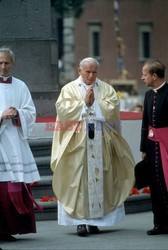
xmin=0 ymin=52 xmax=13 ymax=77
xmin=78 ymin=62 xmax=98 ymax=85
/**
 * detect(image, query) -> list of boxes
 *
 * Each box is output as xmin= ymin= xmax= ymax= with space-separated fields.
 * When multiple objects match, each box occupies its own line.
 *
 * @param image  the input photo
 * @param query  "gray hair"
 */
xmin=79 ymin=57 xmax=99 ymax=69
xmin=0 ymin=46 xmax=15 ymax=62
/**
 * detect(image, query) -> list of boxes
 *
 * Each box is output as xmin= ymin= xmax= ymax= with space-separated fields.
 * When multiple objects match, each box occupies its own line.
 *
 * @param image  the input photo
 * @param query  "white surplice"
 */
xmin=0 ymin=77 xmax=40 ymax=183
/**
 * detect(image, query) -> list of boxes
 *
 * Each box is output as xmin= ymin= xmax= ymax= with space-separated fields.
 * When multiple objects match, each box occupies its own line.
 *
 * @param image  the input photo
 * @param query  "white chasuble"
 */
xmin=57 ymin=78 xmax=125 ymax=225
xmin=53 ymin=77 xmax=135 ymax=226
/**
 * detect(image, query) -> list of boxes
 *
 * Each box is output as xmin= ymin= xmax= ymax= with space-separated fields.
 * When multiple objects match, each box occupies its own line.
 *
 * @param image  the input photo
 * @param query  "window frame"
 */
xmin=138 ymin=22 xmax=153 ymax=61
xmin=88 ymin=22 xmax=102 ymax=59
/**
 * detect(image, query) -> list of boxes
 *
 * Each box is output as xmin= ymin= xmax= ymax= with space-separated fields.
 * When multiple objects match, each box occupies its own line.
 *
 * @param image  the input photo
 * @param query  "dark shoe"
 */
xmin=77 ymin=224 xmax=88 ymax=237
xmin=147 ymin=225 xmax=168 ymax=235
xmin=88 ymin=225 xmax=100 ymax=234
xmin=0 ymin=234 xmax=17 ymax=242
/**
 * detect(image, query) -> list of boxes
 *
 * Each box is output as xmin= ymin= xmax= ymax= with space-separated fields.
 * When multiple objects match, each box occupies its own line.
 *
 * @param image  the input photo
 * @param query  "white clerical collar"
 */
xmin=153 ymin=81 xmax=166 ymax=92
xmin=0 ymin=75 xmax=12 ymax=84
xmin=0 ymin=75 xmax=11 ymax=80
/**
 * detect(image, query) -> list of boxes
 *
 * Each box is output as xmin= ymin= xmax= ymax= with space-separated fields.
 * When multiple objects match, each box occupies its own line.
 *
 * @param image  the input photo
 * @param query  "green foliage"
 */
xmin=51 ymin=0 xmax=85 ymax=18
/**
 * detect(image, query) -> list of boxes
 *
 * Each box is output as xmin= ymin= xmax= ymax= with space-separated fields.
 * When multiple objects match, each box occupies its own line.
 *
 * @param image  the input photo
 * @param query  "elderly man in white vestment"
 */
xmin=51 ymin=57 xmax=135 ymax=236
xmin=0 ymin=47 xmax=41 ymax=242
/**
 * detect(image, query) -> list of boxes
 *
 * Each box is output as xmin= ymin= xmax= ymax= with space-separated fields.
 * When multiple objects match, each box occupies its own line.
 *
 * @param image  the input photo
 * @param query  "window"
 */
xmin=92 ymin=31 xmax=100 ymax=57
xmin=88 ymin=23 xmax=101 ymax=58
xmin=138 ymin=22 xmax=152 ymax=61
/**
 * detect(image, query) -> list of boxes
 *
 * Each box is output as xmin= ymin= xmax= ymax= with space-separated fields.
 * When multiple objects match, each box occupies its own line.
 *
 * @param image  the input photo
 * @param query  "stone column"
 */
xmin=62 ymin=16 xmax=76 ymax=84
xmin=0 ymin=0 xmax=59 ymax=116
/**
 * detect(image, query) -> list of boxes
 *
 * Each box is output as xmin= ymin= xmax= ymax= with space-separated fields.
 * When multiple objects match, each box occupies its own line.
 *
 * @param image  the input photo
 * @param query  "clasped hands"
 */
xmin=2 ymin=107 xmax=18 ymax=119
xmin=84 ymin=86 xmax=94 ymax=107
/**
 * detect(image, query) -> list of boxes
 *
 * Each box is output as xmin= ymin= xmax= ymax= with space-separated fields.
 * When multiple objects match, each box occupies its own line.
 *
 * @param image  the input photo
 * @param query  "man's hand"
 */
xmin=84 ymin=86 xmax=94 ymax=107
xmin=2 ymin=107 xmax=18 ymax=119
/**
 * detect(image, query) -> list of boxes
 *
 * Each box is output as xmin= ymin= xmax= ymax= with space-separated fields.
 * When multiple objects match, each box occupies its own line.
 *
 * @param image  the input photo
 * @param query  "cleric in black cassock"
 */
xmin=140 ymin=59 xmax=168 ymax=235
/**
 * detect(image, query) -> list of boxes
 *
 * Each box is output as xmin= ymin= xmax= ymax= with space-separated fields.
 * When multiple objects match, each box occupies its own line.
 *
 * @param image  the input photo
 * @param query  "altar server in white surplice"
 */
xmin=51 ymin=57 xmax=135 ymax=237
xmin=0 ymin=46 xmax=41 ymax=242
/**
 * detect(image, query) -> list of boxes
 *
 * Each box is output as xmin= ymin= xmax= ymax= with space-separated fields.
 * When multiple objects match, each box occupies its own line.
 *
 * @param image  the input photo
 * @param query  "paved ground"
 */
xmin=1 ymin=211 xmax=168 ymax=250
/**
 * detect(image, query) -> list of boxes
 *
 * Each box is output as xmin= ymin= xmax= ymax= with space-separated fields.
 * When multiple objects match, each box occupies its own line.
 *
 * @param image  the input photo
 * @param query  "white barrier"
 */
xmin=30 ymin=113 xmax=142 ymax=164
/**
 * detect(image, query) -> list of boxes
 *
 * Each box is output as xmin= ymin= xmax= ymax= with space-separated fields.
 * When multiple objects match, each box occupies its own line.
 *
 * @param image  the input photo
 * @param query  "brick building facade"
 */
xmin=61 ymin=0 xmax=168 ymax=95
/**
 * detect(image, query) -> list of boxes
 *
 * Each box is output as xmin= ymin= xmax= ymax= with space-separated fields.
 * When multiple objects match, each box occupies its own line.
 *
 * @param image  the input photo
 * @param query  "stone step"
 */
xmin=125 ymin=194 xmax=152 ymax=214
xmin=34 ymin=194 xmax=152 ymax=221
xmin=35 ymin=155 xmax=52 ymax=176
xmin=29 ymin=138 xmax=52 ymax=157
xmin=32 ymin=175 xmax=54 ymax=199
xmin=34 ymin=200 xmax=57 ymax=221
